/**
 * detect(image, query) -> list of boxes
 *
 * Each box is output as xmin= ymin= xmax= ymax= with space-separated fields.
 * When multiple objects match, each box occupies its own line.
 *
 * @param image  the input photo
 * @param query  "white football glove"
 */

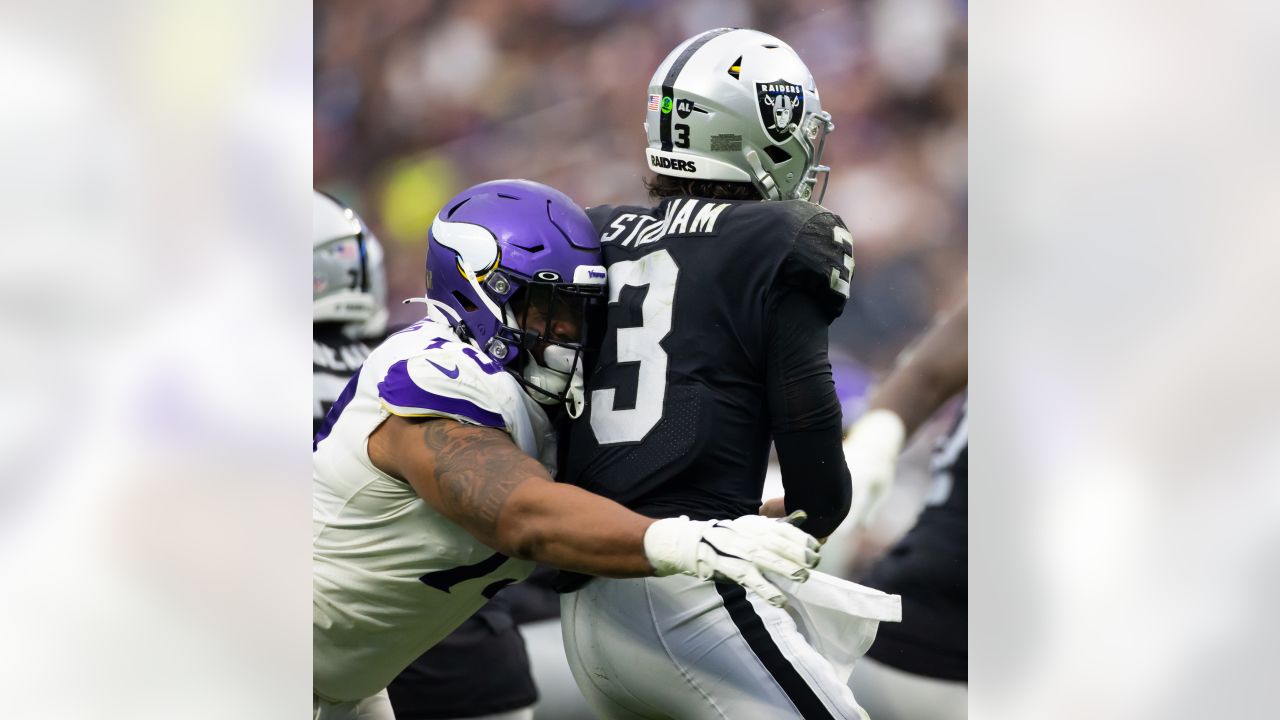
xmin=643 ymin=512 xmax=820 ymax=607
xmin=843 ymin=409 xmax=906 ymax=529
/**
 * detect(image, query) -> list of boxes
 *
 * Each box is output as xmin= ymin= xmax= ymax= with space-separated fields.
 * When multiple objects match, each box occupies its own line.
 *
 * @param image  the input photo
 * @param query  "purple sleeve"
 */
xmin=378 ymin=359 xmax=506 ymax=429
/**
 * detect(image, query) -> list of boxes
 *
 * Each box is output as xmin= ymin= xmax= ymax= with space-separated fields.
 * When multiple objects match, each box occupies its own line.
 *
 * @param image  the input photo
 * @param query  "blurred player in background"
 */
xmin=313 ymin=191 xmax=389 ymax=435
xmin=840 ymin=302 xmax=968 ymax=719
xmin=313 ymin=179 xmax=820 ymax=719
xmin=384 ymin=594 xmax=537 ymax=720
xmin=313 ymin=190 xmax=545 ymax=720
xmin=559 ymin=29 xmax=897 ymax=719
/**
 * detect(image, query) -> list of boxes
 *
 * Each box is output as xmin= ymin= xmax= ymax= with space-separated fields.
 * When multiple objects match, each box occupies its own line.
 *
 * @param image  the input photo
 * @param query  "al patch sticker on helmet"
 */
xmin=756 ymin=80 xmax=804 ymax=143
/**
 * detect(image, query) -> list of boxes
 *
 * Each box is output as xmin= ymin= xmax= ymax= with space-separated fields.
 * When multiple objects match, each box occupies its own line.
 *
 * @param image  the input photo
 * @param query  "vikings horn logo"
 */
xmin=756 ymin=80 xmax=805 ymax=143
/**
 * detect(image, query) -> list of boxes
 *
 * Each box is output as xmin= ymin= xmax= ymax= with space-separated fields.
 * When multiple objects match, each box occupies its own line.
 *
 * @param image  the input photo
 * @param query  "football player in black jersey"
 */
xmin=312 ymin=191 xmax=540 ymax=720
xmin=832 ymin=302 xmax=968 ymax=720
xmin=558 ymin=29 xmax=885 ymax=719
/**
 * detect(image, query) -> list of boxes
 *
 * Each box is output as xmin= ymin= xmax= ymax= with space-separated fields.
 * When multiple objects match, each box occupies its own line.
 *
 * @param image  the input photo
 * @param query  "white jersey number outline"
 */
xmin=590 ymin=249 xmax=679 ymax=445
xmin=830 ymin=225 xmax=855 ymax=298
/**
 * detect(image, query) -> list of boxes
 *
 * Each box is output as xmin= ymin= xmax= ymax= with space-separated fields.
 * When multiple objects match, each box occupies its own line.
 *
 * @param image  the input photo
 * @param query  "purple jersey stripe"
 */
xmin=314 ymin=366 xmax=361 ymax=451
xmin=378 ymin=359 xmax=506 ymax=429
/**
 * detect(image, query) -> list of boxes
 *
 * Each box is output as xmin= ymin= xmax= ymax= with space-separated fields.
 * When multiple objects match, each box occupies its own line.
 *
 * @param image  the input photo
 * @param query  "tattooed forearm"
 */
xmin=420 ymin=421 xmax=545 ymax=535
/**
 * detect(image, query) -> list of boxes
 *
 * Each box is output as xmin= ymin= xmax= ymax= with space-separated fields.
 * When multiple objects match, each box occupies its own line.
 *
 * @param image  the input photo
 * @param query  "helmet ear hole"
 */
xmin=451 ymin=291 xmax=477 ymax=313
xmin=727 ymin=55 xmax=742 ymax=79
xmin=763 ymin=145 xmax=791 ymax=164
xmin=446 ymin=197 xmax=471 ymax=218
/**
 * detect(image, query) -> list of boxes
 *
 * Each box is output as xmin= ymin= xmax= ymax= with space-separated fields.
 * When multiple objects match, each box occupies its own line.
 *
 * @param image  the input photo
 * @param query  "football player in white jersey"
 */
xmin=314 ymin=190 xmax=547 ymax=720
xmin=313 ymin=179 xmax=823 ymax=720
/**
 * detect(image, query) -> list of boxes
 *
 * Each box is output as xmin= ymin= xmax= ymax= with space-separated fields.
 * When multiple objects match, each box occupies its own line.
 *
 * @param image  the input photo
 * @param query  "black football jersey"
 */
xmin=864 ymin=398 xmax=968 ymax=681
xmin=564 ymin=197 xmax=854 ymax=522
xmin=313 ymin=323 xmax=378 ymax=437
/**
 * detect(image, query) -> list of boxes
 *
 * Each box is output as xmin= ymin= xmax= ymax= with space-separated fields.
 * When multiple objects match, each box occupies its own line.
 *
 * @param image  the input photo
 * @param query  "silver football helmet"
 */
xmin=643 ymin=28 xmax=835 ymax=202
xmin=313 ymin=190 xmax=388 ymax=337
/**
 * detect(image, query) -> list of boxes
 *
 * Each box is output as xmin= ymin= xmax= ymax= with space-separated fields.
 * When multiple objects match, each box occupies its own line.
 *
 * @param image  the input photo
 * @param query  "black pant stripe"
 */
xmin=715 ymin=583 xmax=839 ymax=720
xmin=659 ymin=28 xmax=733 ymax=151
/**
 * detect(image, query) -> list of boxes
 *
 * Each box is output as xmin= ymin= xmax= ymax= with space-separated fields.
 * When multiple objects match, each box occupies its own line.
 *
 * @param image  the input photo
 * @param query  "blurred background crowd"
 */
xmin=314 ymin=0 xmax=968 ymax=569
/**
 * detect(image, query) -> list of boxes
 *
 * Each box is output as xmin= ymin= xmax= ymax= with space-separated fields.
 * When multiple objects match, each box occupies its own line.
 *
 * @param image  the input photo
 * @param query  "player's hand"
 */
xmin=759 ymin=496 xmax=788 ymax=518
xmin=843 ymin=409 xmax=906 ymax=529
xmin=760 ymin=500 xmax=833 ymax=544
xmin=643 ymin=514 xmax=821 ymax=607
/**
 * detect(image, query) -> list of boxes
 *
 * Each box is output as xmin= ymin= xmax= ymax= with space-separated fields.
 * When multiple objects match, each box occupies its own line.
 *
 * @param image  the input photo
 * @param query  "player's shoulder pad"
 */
xmin=712 ymin=197 xmax=823 ymax=230
xmin=771 ymin=201 xmax=855 ymax=320
xmin=375 ymin=328 xmax=514 ymax=432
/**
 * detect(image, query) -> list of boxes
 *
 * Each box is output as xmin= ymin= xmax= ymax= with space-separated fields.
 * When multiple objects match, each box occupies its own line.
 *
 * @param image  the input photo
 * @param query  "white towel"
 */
xmin=766 ymin=570 xmax=903 ymax=684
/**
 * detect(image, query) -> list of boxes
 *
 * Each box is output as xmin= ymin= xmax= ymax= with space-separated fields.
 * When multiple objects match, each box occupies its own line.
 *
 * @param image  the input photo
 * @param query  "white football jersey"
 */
xmin=313 ymin=310 xmax=551 ymax=702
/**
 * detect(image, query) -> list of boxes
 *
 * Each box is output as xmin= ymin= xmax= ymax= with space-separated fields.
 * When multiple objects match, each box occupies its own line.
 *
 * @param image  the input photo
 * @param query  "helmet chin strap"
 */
xmin=521 ymin=344 xmax=586 ymax=418
xmin=502 ymin=301 xmax=586 ymax=417
xmin=564 ymin=368 xmax=586 ymax=419
xmin=744 ymin=150 xmax=781 ymax=200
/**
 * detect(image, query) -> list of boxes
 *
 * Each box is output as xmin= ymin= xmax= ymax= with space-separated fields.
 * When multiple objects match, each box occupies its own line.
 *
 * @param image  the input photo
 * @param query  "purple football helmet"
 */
xmin=425 ymin=179 xmax=606 ymax=414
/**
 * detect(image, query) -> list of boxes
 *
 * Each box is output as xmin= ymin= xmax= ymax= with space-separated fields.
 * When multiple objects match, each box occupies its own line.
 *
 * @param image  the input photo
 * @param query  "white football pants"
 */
xmin=521 ymin=618 xmax=596 ymax=720
xmin=561 ymin=574 xmax=869 ymax=719
xmin=848 ymin=656 xmax=967 ymax=720
xmin=313 ymin=690 xmax=395 ymax=720
xmin=314 ymin=690 xmax=534 ymax=720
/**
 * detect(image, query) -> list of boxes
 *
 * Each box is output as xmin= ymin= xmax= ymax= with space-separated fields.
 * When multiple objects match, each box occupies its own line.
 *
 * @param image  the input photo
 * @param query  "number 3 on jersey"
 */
xmin=590 ymin=250 xmax=679 ymax=445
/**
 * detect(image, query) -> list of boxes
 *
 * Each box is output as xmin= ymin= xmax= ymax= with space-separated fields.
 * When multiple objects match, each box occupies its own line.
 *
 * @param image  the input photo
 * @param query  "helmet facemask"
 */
xmin=744 ymin=103 xmax=836 ymax=202
xmin=313 ymin=234 xmax=376 ymax=323
xmin=798 ymin=110 xmax=835 ymax=204
xmin=496 ymin=281 xmax=603 ymax=418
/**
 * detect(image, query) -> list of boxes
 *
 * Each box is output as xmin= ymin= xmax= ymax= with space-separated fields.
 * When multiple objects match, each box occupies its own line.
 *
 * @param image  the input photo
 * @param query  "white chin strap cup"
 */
xmin=564 ymin=368 xmax=586 ymax=419
xmin=521 ymin=344 xmax=586 ymax=417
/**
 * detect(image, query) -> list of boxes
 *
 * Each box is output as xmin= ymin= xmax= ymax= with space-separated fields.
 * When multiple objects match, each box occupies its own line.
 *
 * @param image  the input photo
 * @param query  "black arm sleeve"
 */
xmin=764 ymin=285 xmax=851 ymax=539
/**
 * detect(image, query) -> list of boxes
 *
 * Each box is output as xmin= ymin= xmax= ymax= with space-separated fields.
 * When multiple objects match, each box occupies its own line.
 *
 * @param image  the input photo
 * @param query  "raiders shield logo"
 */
xmin=756 ymin=80 xmax=804 ymax=143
